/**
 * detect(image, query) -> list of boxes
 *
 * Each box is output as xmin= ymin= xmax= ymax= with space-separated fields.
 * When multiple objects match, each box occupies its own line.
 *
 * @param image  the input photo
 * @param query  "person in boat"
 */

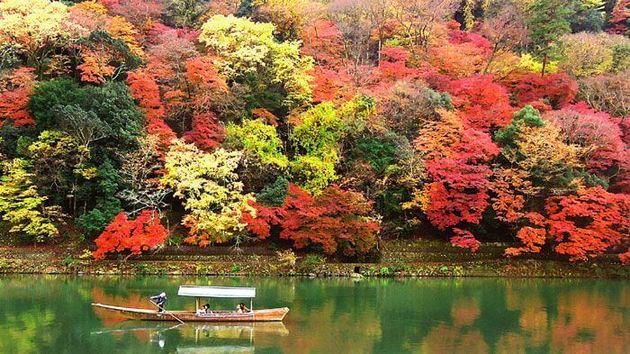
xmin=150 ymin=292 xmax=167 ymax=312
xmin=196 ymin=303 xmax=211 ymax=316
xmin=236 ymin=303 xmax=250 ymax=313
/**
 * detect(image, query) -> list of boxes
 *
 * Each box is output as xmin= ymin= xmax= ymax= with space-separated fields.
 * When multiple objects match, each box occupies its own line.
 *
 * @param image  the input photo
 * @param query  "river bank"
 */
xmin=1 ymin=240 xmax=628 ymax=278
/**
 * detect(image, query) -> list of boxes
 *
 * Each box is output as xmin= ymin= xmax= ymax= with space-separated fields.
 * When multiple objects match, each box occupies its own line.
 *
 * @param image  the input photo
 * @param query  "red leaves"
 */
xmin=607 ymin=0 xmax=630 ymax=35
xmin=0 ymin=67 xmax=36 ymax=128
xmin=545 ymin=187 xmax=629 ymax=262
xmin=183 ymin=112 xmax=225 ymax=151
xmin=510 ymin=73 xmax=578 ymax=110
xmin=450 ymin=228 xmax=481 ymax=252
xmin=126 ymin=70 xmax=176 ymax=150
xmin=93 ymin=210 xmax=168 ymax=260
xmin=245 ymin=184 xmax=379 ymax=256
xmin=506 ymin=187 xmax=630 ymax=262
xmin=373 ymin=46 xmax=421 ymax=84
xmin=418 ymin=119 xmax=499 ymax=231
xmin=447 ymin=75 xmax=514 ymax=131
xmin=423 ymin=160 xmax=494 ymax=230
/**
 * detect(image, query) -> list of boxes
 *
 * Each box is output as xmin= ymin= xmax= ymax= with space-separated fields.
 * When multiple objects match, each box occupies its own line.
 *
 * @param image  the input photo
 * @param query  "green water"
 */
xmin=0 ymin=276 xmax=628 ymax=353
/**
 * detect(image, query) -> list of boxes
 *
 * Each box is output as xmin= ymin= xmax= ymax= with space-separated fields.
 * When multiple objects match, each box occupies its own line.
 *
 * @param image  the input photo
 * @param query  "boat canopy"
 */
xmin=178 ymin=285 xmax=256 ymax=298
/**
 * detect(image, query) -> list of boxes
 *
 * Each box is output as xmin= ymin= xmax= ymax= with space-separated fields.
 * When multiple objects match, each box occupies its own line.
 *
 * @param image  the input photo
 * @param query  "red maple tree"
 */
xmin=93 ymin=210 xmax=168 ymax=260
xmin=447 ymin=75 xmax=513 ymax=131
xmin=0 ymin=67 xmax=36 ymax=128
xmin=243 ymin=184 xmax=379 ymax=256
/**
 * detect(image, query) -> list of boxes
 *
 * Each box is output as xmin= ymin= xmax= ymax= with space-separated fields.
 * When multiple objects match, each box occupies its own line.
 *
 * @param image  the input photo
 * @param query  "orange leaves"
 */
xmin=184 ymin=56 xmax=227 ymax=91
xmin=0 ymin=67 xmax=36 ymax=127
xmin=77 ymin=50 xmax=115 ymax=84
xmin=93 ymin=209 xmax=168 ymax=260
xmin=245 ymin=184 xmax=379 ymax=256
xmin=545 ymin=187 xmax=629 ymax=262
xmin=505 ymin=227 xmax=547 ymax=256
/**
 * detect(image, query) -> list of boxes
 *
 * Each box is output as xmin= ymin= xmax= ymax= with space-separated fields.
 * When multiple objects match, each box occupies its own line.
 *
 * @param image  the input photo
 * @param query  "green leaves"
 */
xmin=224 ymin=119 xmax=288 ymax=169
xmin=0 ymin=158 xmax=58 ymax=242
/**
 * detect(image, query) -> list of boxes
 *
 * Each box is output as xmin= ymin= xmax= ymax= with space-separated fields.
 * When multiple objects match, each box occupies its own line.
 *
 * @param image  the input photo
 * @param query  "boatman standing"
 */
xmin=150 ymin=292 xmax=167 ymax=313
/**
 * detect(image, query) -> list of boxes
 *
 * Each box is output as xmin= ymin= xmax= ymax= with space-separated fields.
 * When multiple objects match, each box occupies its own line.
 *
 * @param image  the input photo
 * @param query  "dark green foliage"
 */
xmin=76 ymin=198 xmax=122 ymax=236
xmin=236 ymin=0 xmax=255 ymax=17
xmin=0 ymin=124 xmax=36 ymax=159
xmin=557 ymin=169 xmax=609 ymax=190
xmin=570 ymin=8 xmax=605 ymax=32
xmin=80 ymin=82 xmax=143 ymax=148
xmin=29 ymin=79 xmax=86 ymax=130
xmin=76 ymin=161 xmax=123 ymax=236
xmin=494 ymin=105 xmax=544 ymax=146
xmin=256 ymin=176 xmax=289 ymax=207
xmin=527 ymin=0 xmax=575 ymax=75
xmin=354 ymin=137 xmax=399 ymax=174
xmin=30 ymin=80 xmax=143 ymax=147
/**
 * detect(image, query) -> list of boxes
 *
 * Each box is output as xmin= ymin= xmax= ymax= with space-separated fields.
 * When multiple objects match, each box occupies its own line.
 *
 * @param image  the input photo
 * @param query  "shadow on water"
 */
xmin=0 ymin=275 xmax=628 ymax=353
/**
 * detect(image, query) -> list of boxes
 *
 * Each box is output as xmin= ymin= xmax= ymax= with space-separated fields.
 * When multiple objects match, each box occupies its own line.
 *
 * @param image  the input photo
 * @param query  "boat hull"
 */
xmin=92 ymin=303 xmax=289 ymax=322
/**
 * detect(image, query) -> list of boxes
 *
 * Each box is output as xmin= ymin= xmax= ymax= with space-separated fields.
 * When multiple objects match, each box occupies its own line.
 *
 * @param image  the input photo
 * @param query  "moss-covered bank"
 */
xmin=1 ymin=240 xmax=628 ymax=278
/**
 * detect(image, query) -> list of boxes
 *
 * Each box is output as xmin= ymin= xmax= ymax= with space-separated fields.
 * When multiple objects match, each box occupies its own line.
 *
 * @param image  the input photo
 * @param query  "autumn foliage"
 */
xmin=93 ymin=210 xmax=168 ymax=260
xmin=506 ymin=187 xmax=630 ymax=262
xmin=0 ymin=0 xmax=628 ymax=265
xmin=244 ymin=184 xmax=379 ymax=256
xmin=0 ymin=68 xmax=36 ymax=127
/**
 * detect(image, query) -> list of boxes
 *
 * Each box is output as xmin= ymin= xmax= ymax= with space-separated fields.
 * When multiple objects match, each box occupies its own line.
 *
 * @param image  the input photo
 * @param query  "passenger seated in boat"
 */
xmin=236 ymin=303 xmax=250 ymax=313
xmin=196 ymin=303 xmax=211 ymax=316
xmin=150 ymin=292 xmax=167 ymax=313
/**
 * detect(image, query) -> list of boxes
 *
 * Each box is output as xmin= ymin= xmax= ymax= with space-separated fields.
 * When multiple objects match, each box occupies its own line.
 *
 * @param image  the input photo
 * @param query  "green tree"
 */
xmin=527 ymin=0 xmax=576 ymax=76
xmin=25 ymin=130 xmax=92 ymax=209
xmin=224 ymin=119 xmax=288 ymax=170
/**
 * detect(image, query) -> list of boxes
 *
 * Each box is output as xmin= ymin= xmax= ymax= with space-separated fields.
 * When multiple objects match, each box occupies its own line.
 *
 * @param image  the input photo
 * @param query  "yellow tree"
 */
xmin=161 ymin=140 xmax=253 ymax=246
xmin=0 ymin=0 xmax=76 ymax=74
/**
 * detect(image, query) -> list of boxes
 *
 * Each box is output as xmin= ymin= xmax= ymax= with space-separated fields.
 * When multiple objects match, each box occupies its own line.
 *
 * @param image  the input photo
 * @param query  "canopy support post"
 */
xmin=195 ymin=297 xmax=200 ymax=310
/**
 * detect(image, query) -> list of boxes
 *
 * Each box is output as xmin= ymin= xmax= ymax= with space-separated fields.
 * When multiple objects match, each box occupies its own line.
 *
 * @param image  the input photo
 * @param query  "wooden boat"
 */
xmin=92 ymin=285 xmax=289 ymax=322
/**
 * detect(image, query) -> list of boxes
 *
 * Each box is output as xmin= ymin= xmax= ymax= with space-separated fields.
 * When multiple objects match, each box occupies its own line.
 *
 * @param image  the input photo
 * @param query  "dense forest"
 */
xmin=0 ymin=0 xmax=628 ymax=263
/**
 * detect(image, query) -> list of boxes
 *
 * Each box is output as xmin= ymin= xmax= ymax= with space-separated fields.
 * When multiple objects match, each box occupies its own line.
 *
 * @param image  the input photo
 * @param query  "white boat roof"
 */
xmin=178 ymin=285 xmax=256 ymax=298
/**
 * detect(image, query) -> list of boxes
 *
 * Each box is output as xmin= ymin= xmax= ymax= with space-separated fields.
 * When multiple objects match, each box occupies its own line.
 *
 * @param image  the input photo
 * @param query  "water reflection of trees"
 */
xmin=0 ymin=276 xmax=628 ymax=353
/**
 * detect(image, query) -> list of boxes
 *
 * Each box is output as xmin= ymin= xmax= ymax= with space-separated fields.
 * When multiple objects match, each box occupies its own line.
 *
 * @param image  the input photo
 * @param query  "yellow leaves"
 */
xmin=72 ymin=1 xmax=108 ymax=14
xmin=505 ymin=124 xmax=586 ymax=180
xmin=162 ymin=140 xmax=252 ymax=244
xmin=106 ymin=16 xmax=144 ymax=58
xmin=77 ymin=50 xmax=115 ymax=84
xmin=0 ymin=0 xmax=70 ymax=53
xmin=0 ymin=158 xmax=58 ymax=242
xmin=199 ymin=14 xmax=313 ymax=109
xmin=558 ymin=32 xmax=630 ymax=77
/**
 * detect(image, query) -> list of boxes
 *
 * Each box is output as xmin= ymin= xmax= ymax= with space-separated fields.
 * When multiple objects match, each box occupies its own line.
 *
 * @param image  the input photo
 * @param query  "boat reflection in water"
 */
xmin=92 ymin=321 xmax=289 ymax=353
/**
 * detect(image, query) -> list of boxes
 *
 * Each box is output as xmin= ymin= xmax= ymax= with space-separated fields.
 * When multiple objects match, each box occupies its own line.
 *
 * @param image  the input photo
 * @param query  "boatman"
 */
xmin=150 ymin=292 xmax=167 ymax=313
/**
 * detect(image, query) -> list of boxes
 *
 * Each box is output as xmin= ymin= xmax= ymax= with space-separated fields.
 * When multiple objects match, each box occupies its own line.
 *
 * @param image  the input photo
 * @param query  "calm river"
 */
xmin=0 ymin=275 xmax=628 ymax=353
